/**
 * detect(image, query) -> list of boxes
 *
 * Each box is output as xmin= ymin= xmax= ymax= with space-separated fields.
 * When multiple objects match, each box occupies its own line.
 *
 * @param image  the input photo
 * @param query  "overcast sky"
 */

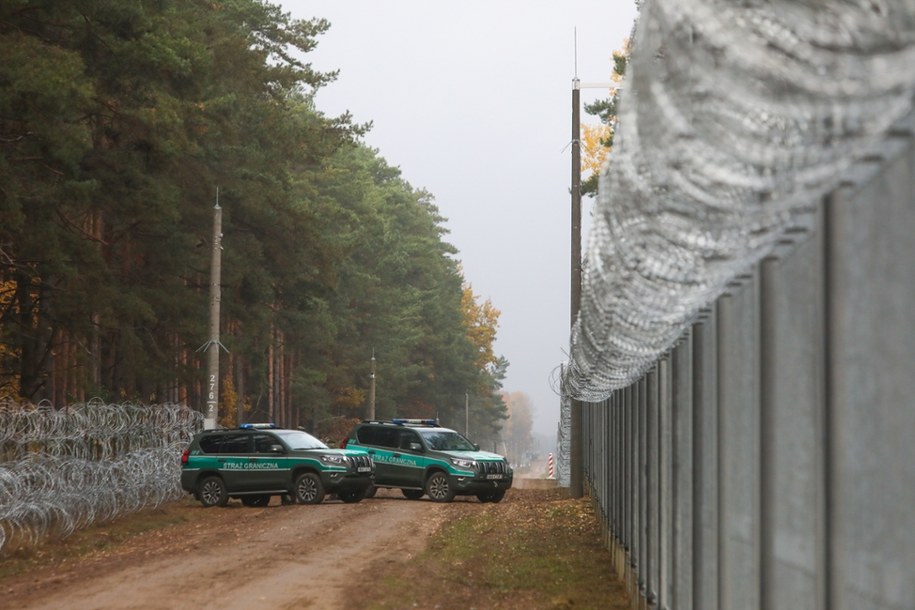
xmin=279 ymin=1 xmax=640 ymax=437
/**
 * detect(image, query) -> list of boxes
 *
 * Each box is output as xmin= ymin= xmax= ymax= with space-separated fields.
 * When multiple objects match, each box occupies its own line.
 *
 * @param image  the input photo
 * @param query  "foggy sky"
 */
xmin=280 ymin=0 xmax=639 ymax=436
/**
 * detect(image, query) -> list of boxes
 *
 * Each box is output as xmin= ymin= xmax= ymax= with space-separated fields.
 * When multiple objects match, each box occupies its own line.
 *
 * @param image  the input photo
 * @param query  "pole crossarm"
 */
xmin=195 ymin=339 xmax=229 ymax=353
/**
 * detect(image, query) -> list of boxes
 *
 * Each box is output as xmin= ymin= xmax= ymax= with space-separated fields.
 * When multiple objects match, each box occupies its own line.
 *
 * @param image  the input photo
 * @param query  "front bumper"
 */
xmin=320 ymin=470 xmax=374 ymax=493
xmin=450 ymin=473 xmax=513 ymax=494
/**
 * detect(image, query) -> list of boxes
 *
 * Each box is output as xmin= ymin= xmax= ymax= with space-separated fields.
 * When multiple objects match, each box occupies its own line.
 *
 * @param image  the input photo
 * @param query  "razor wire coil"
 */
xmin=564 ymin=0 xmax=915 ymax=402
xmin=0 ymin=400 xmax=203 ymax=554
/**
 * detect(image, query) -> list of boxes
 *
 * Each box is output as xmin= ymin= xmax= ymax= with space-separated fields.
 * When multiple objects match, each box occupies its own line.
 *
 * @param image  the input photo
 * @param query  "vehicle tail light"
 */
xmin=181 ymin=448 xmax=189 ymax=465
xmin=339 ymin=439 xmax=348 ymax=448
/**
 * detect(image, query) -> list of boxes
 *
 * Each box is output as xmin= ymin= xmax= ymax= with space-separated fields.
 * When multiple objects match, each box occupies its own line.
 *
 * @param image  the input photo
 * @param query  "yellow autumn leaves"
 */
xmin=581 ymin=122 xmax=612 ymax=178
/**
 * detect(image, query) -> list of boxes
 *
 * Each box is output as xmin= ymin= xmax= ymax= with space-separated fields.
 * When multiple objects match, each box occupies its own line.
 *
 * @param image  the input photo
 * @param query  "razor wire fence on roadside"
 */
xmin=558 ymin=1 xmax=915 ymax=607
xmin=564 ymin=0 xmax=915 ymax=401
xmin=0 ymin=399 xmax=203 ymax=554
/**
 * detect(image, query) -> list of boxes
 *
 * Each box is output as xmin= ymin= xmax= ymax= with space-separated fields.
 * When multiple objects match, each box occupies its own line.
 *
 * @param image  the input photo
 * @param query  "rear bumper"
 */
xmin=180 ymin=469 xmax=199 ymax=494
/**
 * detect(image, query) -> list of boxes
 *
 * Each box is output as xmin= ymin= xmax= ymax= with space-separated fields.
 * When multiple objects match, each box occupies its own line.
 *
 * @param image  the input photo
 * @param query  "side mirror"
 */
xmin=269 ymin=444 xmax=285 ymax=454
xmin=409 ymin=442 xmax=424 ymax=453
xmin=473 ymin=443 xmax=480 ymax=451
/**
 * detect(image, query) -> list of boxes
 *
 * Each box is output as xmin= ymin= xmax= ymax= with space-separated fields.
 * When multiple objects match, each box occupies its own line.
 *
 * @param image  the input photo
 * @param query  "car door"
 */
xmin=387 ymin=429 xmax=426 ymax=488
xmin=214 ymin=432 xmax=254 ymax=492
xmin=357 ymin=426 xmax=399 ymax=485
xmin=248 ymin=432 xmax=288 ymax=490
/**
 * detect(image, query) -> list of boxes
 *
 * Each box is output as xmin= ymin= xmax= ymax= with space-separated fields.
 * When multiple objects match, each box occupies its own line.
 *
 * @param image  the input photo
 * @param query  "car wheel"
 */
xmin=364 ymin=485 xmax=377 ymax=498
xmin=338 ymin=489 xmax=366 ymax=503
xmin=402 ymin=489 xmax=424 ymax=500
xmin=198 ymin=476 xmax=228 ymax=507
xmin=294 ymin=472 xmax=325 ymax=505
xmin=241 ymin=495 xmax=270 ymax=507
xmin=425 ymin=472 xmax=455 ymax=503
xmin=488 ymin=490 xmax=506 ymax=503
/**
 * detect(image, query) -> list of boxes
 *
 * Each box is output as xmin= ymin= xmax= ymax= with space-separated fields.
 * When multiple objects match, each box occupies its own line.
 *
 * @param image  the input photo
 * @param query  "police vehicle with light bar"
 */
xmin=180 ymin=423 xmax=374 ymax=507
xmin=340 ymin=419 xmax=513 ymax=503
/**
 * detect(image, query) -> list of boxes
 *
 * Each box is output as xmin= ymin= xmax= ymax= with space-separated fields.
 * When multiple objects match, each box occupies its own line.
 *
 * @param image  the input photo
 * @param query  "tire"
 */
xmin=338 ymin=488 xmax=366 ymax=504
xmin=425 ymin=472 xmax=455 ymax=503
xmin=294 ymin=472 xmax=325 ymax=505
xmin=241 ymin=495 xmax=270 ymax=507
xmin=477 ymin=489 xmax=506 ymax=503
xmin=402 ymin=489 xmax=424 ymax=500
xmin=198 ymin=476 xmax=228 ymax=507
xmin=364 ymin=485 xmax=377 ymax=498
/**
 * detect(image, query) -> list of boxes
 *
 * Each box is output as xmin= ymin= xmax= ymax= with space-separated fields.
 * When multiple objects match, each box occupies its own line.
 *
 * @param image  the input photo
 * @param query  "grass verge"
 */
xmin=347 ymin=488 xmax=630 ymax=610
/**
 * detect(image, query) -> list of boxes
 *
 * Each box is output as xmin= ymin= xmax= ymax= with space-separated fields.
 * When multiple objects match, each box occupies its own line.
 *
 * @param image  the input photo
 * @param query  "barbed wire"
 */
xmin=565 ymin=0 xmax=915 ymax=401
xmin=0 ymin=400 xmax=203 ymax=553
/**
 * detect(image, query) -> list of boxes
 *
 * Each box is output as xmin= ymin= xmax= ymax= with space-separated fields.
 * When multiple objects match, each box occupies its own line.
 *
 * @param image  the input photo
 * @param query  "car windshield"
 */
xmin=420 ymin=430 xmax=477 ymax=451
xmin=273 ymin=430 xmax=328 ymax=450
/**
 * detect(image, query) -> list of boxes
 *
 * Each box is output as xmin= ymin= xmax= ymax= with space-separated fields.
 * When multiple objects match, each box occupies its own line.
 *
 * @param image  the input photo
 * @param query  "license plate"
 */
xmin=357 ymin=466 xmax=372 ymax=473
xmin=486 ymin=474 xmax=503 ymax=480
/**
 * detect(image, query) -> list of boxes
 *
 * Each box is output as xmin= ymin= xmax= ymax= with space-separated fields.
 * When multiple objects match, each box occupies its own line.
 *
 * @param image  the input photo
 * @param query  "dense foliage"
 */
xmin=0 ymin=0 xmax=506 ymax=442
xmin=581 ymin=43 xmax=630 ymax=198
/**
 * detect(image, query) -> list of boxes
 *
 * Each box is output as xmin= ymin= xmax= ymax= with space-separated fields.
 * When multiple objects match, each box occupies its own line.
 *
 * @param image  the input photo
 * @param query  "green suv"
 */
xmin=341 ymin=419 xmax=512 ymax=503
xmin=180 ymin=423 xmax=374 ymax=507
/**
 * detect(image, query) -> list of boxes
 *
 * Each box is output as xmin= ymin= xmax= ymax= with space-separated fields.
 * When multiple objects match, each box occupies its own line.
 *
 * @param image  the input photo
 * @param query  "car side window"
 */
xmin=356 ymin=427 xmax=378 ymax=445
xmin=376 ymin=428 xmax=399 ymax=448
xmin=219 ymin=433 xmax=252 ymax=453
xmin=400 ymin=431 xmax=420 ymax=451
xmin=358 ymin=426 xmax=400 ymax=448
xmin=199 ymin=435 xmax=223 ymax=453
xmin=253 ymin=433 xmax=278 ymax=453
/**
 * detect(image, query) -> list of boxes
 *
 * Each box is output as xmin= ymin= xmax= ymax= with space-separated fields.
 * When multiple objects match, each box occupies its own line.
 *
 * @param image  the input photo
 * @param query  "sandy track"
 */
xmin=6 ymin=490 xmax=457 ymax=610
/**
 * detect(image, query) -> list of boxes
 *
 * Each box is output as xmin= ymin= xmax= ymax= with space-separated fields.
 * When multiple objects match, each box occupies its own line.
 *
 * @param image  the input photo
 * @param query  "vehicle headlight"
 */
xmin=450 ymin=457 xmax=476 ymax=470
xmin=320 ymin=454 xmax=348 ymax=465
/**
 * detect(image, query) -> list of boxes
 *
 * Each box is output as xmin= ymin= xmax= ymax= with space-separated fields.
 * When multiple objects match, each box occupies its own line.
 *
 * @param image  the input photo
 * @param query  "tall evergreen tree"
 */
xmin=0 ymin=0 xmax=509 ymax=447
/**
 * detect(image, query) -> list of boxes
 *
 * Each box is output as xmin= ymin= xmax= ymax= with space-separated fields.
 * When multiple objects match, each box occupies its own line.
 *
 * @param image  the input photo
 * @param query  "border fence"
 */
xmin=0 ymin=400 xmax=202 ymax=554
xmin=577 ymin=112 xmax=915 ymax=610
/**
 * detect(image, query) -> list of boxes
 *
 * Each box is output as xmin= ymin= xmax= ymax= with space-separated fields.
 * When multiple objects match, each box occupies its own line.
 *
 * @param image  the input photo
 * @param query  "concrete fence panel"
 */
xmin=828 ymin=137 xmax=915 ymax=610
xmin=578 ymin=121 xmax=915 ymax=610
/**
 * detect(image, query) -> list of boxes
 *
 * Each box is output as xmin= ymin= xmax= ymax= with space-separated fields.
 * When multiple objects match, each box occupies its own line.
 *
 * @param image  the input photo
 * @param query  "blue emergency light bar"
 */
xmin=239 ymin=422 xmax=278 ymax=429
xmin=391 ymin=418 xmax=438 ymax=426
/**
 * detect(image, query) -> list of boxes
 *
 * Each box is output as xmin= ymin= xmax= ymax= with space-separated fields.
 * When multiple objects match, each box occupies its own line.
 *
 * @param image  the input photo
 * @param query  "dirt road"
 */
xmin=5 ymin=489 xmax=466 ymax=610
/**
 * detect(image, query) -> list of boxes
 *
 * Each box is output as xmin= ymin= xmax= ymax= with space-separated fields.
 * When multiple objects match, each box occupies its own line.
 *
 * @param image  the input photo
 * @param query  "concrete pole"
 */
xmin=570 ymin=77 xmax=584 ymax=498
xmin=204 ymin=199 xmax=222 ymax=430
xmin=568 ymin=76 xmax=618 ymax=495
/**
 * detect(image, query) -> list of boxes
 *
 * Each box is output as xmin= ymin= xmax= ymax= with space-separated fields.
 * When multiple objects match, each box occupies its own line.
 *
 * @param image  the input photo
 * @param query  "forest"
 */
xmin=0 ymin=1 xmax=508 ymax=444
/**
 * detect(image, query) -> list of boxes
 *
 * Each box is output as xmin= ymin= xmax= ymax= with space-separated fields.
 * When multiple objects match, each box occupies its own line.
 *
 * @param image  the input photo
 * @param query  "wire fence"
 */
xmin=0 ymin=399 xmax=202 ymax=553
xmin=564 ymin=0 xmax=915 ymax=400
xmin=573 ymin=111 xmax=915 ymax=609
xmin=560 ymin=1 xmax=915 ymax=608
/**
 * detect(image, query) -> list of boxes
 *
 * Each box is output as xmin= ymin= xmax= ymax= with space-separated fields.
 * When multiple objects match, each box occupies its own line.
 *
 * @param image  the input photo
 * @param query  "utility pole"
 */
xmin=570 ymin=75 xmax=584 ymax=499
xmin=569 ymin=33 xmax=617 ymax=497
xmin=204 ymin=194 xmax=223 ymax=430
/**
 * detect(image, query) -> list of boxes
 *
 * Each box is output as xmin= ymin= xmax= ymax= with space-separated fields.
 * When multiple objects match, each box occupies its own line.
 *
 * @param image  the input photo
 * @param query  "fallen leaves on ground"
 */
xmin=343 ymin=488 xmax=630 ymax=610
